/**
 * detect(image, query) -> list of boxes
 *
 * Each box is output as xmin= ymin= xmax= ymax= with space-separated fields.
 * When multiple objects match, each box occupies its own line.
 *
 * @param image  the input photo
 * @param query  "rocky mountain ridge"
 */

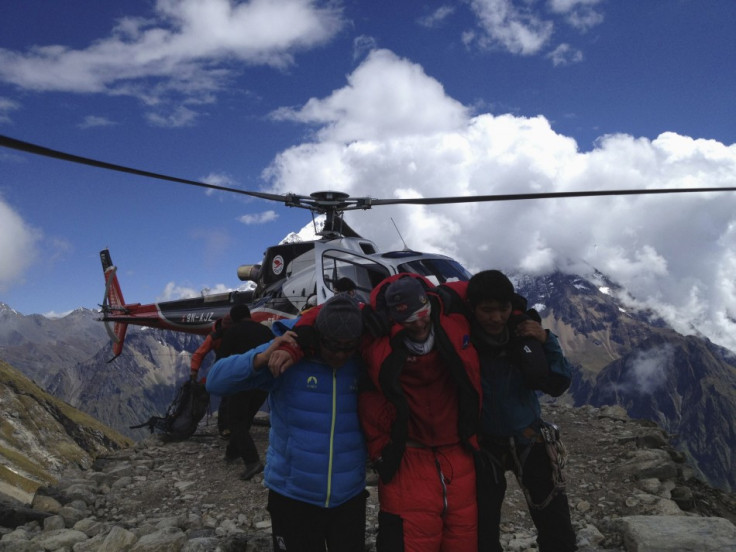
xmin=0 ymin=360 xmax=132 ymax=505
xmin=0 ymin=303 xmax=205 ymax=440
xmin=46 ymin=329 xmax=204 ymax=440
xmin=2 ymin=270 xmax=736 ymax=493
xmin=0 ymin=305 xmax=105 ymax=389
xmin=1 ymin=403 xmax=735 ymax=551
xmin=514 ymin=272 xmax=736 ymax=492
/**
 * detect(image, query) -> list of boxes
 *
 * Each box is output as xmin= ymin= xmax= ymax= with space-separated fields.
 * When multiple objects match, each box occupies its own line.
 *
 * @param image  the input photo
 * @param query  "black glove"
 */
xmin=508 ymin=312 xmax=550 ymax=390
xmin=362 ymin=304 xmax=391 ymax=337
xmin=293 ymin=325 xmax=319 ymax=355
xmin=374 ymin=441 xmax=405 ymax=484
xmin=525 ymin=308 xmax=542 ymax=323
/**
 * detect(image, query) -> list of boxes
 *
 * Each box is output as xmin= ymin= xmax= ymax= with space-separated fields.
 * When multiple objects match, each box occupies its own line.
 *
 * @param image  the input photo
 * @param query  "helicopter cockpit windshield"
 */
xmin=313 ymin=244 xmax=472 ymax=306
xmin=395 ymin=258 xmax=472 ymax=286
xmin=317 ymin=248 xmax=391 ymax=304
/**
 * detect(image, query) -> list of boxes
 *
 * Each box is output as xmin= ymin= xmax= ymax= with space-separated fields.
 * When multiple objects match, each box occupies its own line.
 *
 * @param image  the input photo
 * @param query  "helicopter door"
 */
xmin=313 ymin=244 xmax=392 ymax=305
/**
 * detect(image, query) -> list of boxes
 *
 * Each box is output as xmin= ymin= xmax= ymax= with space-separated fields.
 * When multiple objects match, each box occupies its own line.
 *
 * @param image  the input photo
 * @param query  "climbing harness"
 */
xmin=509 ymin=421 xmax=568 ymax=510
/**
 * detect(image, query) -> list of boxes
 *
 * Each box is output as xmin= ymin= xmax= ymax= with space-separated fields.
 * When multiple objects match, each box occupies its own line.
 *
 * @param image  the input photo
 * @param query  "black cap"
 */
xmin=467 ymin=270 xmax=515 ymax=306
xmin=384 ymin=277 xmax=429 ymax=322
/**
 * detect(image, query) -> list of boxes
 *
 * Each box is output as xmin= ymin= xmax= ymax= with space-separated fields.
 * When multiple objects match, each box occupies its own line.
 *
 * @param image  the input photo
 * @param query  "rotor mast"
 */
xmin=284 ymin=191 xmax=373 ymax=238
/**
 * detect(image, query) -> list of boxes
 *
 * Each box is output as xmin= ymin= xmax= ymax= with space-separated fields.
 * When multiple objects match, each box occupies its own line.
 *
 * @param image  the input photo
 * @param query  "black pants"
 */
xmin=225 ymin=389 xmax=268 ymax=464
xmin=217 ymin=396 xmax=230 ymax=434
xmin=480 ymin=439 xmax=577 ymax=552
xmin=267 ymin=489 xmax=368 ymax=552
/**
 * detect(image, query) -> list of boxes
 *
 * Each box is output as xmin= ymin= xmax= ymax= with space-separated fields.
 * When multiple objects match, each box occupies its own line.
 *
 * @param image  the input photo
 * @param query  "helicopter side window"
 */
xmin=397 ymin=259 xmax=472 ymax=285
xmin=321 ymin=251 xmax=390 ymax=302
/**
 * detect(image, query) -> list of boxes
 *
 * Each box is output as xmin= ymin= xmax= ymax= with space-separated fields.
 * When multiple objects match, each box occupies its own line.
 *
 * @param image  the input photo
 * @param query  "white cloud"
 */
xmin=145 ymin=105 xmax=199 ymax=128
xmin=624 ymin=344 xmax=674 ymax=395
xmin=0 ymin=96 xmax=20 ymax=124
xmin=264 ymin=49 xmax=736 ymax=351
xmin=462 ymin=0 xmax=603 ymax=60
xmin=548 ymin=43 xmax=583 ymax=66
xmin=78 ymin=115 xmax=116 ymax=129
xmin=157 ymin=281 xmax=240 ymax=301
xmin=203 ymin=172 xmax=236 ymax=186
xmin=201 ymin=172 xmax=238 ymax=196
xmin=464 ymin=0 xmax=554 ymax=55
xmin=353 ymin=35 xmax=377 ymax=61
xmin=157 ymin=281 xmax=199 ymax=301
xmin=199 ymin=284 xmax=235 ymax=296
xmin=270 ymin=49 xmax=468 ymax=142
xmin=0 ymin=197 xmax=41 ymax=291
xmin=0 ymin=0 xmax=344 ymax=113
xmin=548 ymin=0 xmax=604 ymax=31
xmin=418 ymin=6 xmax=456 ymax=28
xmin=239 ymin=210 xmax=279 ymax=225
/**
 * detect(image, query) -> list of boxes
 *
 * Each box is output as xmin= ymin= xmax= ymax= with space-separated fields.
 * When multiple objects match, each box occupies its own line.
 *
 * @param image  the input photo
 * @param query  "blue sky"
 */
xmin=1 ymin=0 xmax=736 ymax=350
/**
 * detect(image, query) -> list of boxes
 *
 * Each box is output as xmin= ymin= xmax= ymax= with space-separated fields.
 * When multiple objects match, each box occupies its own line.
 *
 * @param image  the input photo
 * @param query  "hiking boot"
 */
xmin=240 ymin=461 xmax=264 ymax=481
xmin=219 ymin=429 xmax=231 ymax=440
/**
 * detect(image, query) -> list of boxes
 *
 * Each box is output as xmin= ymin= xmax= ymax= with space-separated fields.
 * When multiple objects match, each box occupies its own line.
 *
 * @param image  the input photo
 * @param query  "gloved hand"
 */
xmin=374 ymin=441 xmax=405 ymax=484
xmin=362 ymin=304 xmax=391 ymax=337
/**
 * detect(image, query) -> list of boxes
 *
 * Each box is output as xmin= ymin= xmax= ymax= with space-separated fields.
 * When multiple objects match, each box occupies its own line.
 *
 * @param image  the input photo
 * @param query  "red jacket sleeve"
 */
xmin=275 ymin=306 xmax=324 ymax=363
xmin=190 ymin=334 xmax=215 ymax=372
xmin=442 ymin=280 xmax=468 ymax=300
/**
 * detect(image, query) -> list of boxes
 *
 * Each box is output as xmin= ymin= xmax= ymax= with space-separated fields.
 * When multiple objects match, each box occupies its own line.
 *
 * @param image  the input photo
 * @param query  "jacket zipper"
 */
xmin=325 ymin=367 xmax=337 ymax=507
xmin=434 ymin=452 xmax=448 ymax=516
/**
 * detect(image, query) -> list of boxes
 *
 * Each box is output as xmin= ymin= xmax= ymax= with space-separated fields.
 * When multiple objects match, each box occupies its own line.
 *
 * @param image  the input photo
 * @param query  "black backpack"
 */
xmin=131 ymin=379 xmax=210 ymax=441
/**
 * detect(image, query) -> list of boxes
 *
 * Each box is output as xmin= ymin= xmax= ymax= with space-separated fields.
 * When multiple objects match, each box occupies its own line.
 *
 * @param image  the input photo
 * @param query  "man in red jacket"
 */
xmin=190 ymin=315 xmax=230 ymax=380
xmin=190 ymin=314 xmax=232 ymax=438
xmin=360 ymin=274 xmax=482 ymax=552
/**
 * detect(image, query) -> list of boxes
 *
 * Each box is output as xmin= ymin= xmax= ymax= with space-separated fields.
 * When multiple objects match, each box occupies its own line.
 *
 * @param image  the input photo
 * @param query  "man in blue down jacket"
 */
xmin=206 ymin=295 xmax=368 ymax=552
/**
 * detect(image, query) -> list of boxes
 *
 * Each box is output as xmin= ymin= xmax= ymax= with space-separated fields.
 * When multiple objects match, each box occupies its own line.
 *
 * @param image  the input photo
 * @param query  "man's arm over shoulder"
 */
xmin=436 ymin=280 xmax=470 ymax=317
xmin=206 ymin=341 xmax=275 ymax=395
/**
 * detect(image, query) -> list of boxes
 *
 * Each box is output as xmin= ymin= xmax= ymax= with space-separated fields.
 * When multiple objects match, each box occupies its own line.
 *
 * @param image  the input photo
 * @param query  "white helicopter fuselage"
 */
xmin=263 ymin=235 xmax=471 ymax=316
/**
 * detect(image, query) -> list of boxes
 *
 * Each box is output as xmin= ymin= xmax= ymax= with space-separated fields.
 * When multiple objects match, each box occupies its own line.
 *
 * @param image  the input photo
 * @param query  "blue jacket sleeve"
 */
xmin=541 ymin=332 xmax=572 ymax=397
xmin=205 ymin=341 xmax=277 ymax=395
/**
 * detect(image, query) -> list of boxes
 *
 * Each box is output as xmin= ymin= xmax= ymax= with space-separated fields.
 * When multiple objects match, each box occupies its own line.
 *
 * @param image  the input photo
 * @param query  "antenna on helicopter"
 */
xmin=391 ymin=218 xmax=410 ymax=251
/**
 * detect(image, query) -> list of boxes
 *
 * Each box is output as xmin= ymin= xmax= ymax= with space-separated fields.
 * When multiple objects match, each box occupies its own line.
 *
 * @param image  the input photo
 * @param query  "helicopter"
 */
xmin=98 ymin=190 xmax=472 ymax=359
xmin=2 ymin=133 xmax=736 ymax=360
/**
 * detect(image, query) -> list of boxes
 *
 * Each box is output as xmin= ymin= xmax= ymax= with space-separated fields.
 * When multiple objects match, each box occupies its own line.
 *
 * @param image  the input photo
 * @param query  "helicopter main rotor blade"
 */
xmin=3 ymin=134 xmax=736 ymax=209
xmin=366 ymin=186 xmax=736 ymax=206
xmin=0 ymin=134 xmax=286 ymax=204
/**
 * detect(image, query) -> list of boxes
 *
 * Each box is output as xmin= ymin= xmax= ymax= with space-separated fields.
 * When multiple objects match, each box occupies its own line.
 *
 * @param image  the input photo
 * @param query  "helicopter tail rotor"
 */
xmin=100 ymin=249 xmax=129 ymax=361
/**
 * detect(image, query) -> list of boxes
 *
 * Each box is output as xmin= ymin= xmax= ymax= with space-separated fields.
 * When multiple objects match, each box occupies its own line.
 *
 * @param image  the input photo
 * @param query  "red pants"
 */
xmin=376 ymin=444 xmax=478 ymax=552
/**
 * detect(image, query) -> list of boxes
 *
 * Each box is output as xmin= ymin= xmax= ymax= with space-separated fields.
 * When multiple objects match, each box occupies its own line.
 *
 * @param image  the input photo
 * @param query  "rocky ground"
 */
xmin=2 ymin=403 xmax=736 ymax=551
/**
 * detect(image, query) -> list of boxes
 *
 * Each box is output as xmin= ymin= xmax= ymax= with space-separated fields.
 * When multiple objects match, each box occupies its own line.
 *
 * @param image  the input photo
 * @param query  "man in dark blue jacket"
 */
xmin=466 ymin=270 xmax=577 ymax=552
xmin=207 ymin=295 xmax=368 ymax=552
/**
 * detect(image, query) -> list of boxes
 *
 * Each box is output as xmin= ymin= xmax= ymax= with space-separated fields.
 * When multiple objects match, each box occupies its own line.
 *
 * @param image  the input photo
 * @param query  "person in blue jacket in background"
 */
xmin=206 ymin=294 xmax=368 ymax=552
